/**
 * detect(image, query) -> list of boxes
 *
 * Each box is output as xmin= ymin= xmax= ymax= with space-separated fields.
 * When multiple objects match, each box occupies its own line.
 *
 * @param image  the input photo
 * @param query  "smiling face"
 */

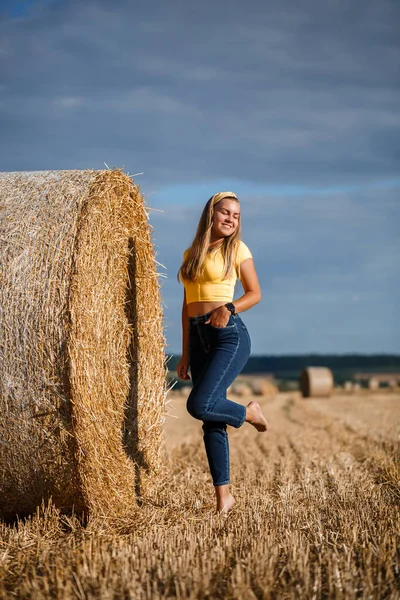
xmin=211 ymin=198 xmax=240 ymax=240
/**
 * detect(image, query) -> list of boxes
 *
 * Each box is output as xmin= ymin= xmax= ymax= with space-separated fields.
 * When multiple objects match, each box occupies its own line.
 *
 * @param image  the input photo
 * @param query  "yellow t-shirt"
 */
xmin=180 ymin=240 xmax=253 ymax=303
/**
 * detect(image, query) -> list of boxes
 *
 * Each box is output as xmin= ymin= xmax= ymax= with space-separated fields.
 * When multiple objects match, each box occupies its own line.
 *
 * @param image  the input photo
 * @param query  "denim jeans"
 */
xmin=187 ymin=311 xmax=251 ymax=486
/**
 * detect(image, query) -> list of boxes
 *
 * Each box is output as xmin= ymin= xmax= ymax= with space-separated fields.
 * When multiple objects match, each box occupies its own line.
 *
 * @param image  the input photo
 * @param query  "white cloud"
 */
xmin=54 ymin=96 xmax=83 ymax=108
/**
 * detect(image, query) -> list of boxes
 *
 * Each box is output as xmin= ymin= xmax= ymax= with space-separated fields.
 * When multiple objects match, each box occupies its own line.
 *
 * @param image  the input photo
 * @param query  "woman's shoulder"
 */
xmin=183 ymin=241 xmax=252 ymax=260
xmin=236 ymin=239 xmax=253 ymax=261
xmin=237 ymin=239 xmax=251 ymax=251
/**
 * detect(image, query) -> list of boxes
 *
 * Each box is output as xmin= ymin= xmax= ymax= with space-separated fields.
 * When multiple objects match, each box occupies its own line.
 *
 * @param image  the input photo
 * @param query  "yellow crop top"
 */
xmin=180 ymin=240 xmax=253 ymax=303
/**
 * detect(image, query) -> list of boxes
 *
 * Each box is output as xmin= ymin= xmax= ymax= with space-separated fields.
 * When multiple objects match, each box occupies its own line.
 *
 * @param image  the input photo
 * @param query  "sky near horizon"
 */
xmin=1 ymin=0 xmax=399 ymax=354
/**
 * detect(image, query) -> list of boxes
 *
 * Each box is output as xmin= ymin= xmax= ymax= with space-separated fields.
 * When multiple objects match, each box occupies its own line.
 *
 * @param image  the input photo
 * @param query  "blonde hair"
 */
xmin=177 ymin=192 xmax=241 ymax=283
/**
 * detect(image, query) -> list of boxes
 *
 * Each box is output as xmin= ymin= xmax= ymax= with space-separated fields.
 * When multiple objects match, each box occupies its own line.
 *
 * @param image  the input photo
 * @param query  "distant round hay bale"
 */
xmin=180 ymin=385 xmax=192 ymax=396
xmin=0 ymin=169 xmax=166 ymax=519
xmin=231 ymin=382 xmax=252 ymax=397
xmin=299 ymin=367 xmax=333 ymax=398
xmin=250 ymin=378 xmax=278 ymax=398
xmin=353 ymin=382 xmax=361 ymax=392
xmin=368 ymin=378 xmax=380 ymax=390
xmin=344 ymin=381 xmax=353 ymax=392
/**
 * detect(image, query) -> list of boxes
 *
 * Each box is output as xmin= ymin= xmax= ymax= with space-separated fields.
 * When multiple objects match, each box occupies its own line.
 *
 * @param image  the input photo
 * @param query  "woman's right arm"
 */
xmin=181 ymin=289 xmax=190 ymax=359
xmin=177 ymin=290 xmax=191 ymax=381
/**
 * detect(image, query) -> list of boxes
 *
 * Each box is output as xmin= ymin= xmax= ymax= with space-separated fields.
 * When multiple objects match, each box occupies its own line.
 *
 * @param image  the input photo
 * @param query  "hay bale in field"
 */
xmin=250 ymin=378 xmax=278 ymax=398
xmin=0 ymin=169 xmax=166 ymax=520
xmin=179 ymin=386 xmax=192 ymax=397
xmin=388 ymin=379 xmax=399 ymax=389
xmin=344 ymin=381 xmax=353 ymax=392
xmin=231 ymin=382 xmax=253 ymax=397
xmin=300 ymin=367 xmax=333 ymax=398
xmin=368 ymin=377 xmax=380 ymax=390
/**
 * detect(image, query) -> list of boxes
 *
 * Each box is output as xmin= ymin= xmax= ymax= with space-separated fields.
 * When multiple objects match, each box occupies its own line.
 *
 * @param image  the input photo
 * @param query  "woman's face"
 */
xmin=211 ymin=199 xmax=240 ymax=239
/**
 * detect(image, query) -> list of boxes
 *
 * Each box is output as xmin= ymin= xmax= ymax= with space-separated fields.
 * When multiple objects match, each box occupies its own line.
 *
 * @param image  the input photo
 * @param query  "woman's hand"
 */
xmin=177 ymin=357 xmax=191 ymax=381
xmin=205 ymin=305 xmax=231 ymax=328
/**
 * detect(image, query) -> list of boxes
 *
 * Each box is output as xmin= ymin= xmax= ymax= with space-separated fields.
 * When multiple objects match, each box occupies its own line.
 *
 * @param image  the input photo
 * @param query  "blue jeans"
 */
xmin=187 ymin=311 xmax=251 ymax=486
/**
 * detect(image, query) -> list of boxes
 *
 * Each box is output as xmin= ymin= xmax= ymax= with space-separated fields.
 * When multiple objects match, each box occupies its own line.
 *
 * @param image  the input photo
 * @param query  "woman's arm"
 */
xmin=181 ymin=288 xmax=190 ymax=358
xmin=233 ymin=257 xmax=262 ymax=313
xmin=206 ymin=258 xmax=261 ymax=327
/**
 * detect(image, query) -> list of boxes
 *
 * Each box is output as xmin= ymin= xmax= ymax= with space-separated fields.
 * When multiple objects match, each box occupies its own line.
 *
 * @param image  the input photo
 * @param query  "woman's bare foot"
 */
xmin=217 ymin=493 xmax=235 ymax=514
xmin=215 ymin=484 xmax=235 ymax=514
xmin=246 ymin=401 xmax=268 ymax=432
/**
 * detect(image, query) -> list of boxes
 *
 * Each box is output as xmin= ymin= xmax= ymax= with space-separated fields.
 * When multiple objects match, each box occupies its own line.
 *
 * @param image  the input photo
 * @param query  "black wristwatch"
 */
xmin=224 ymin=302 xmax=236 ymax=315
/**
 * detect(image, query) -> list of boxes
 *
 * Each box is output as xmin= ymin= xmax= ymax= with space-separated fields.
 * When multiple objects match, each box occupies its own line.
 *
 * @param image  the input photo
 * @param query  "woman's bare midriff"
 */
xmin=187 ymin=301 xmax=228 ymax=317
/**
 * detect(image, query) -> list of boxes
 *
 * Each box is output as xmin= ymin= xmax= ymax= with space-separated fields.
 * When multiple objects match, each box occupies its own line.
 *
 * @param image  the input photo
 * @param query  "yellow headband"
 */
xmin=211 ymin=191 xmax=238 ymax=207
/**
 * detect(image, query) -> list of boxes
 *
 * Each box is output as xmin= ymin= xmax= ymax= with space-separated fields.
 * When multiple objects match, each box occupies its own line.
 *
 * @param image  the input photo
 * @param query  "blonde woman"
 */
xmin=177 ymin=192 xmax=268 ymax=514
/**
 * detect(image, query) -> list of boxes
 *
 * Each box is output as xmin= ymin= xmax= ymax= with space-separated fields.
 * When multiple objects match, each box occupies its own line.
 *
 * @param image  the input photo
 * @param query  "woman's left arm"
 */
xmin=206 ymin=258 xmax=261 ymax=326
xmin=232 ymin=257 xmax=261 ymax=314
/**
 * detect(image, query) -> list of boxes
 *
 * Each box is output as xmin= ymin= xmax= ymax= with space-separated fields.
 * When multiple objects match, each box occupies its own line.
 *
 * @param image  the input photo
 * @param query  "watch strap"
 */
xmin=224 ymin=302 xmax=236 ymax=315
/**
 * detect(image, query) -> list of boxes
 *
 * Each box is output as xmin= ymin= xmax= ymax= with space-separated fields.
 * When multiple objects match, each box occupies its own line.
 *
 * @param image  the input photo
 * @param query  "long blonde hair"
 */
xmin=177 ymin=193 xmax=242 ymax=283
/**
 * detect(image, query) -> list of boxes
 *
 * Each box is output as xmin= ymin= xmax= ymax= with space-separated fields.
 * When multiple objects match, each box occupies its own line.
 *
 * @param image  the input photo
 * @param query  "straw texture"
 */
xmin=0 ymin=169 xmax=166 ymax=519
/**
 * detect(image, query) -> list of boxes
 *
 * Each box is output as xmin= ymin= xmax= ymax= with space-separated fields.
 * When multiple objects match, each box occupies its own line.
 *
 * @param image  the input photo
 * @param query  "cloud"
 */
xmin=0 ymin=0 xmax=398 ymax=352
xmin=54 ymin=96 xmax=83 ymax=109
xmin=0 ymin=0 xmax=399 ymax=184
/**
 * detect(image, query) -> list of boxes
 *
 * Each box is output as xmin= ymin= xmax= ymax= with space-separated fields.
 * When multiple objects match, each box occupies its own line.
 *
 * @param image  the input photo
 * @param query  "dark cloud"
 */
xmin=1 ymin=0 xmax=399 ymax=352
xmin=0 ymin=0 xmax=399 ymax=183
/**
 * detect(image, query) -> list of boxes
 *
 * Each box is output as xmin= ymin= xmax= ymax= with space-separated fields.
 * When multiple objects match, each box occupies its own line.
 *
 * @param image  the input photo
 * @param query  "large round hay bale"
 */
xmin=0 ymin=169 xmax=166 ymax=519
xmin=299 ymin=367 xmax=333 ymax=398
xmin=250 ymin=378 xmax=278 ymax=398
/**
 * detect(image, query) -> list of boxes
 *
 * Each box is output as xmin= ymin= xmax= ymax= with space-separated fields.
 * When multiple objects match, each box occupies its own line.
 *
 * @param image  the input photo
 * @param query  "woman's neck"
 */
xmin=209 ymin=235 xmax=224 ymax=248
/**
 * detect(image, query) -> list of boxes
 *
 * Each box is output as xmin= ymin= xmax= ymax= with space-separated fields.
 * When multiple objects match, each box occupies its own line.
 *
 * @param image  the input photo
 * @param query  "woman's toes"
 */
xmin=247 ymin=401 xmax=268 ymax=432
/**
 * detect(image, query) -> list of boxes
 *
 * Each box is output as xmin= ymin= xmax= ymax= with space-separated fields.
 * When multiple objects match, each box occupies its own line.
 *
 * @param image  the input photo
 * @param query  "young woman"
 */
xmin=176 ymin=191 xmax=268 ymax=514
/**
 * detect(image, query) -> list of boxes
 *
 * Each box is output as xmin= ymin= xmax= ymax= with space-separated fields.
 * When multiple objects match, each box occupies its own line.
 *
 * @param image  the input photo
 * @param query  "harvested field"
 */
xmin=1 ymin=390 xmax=399 ymax=599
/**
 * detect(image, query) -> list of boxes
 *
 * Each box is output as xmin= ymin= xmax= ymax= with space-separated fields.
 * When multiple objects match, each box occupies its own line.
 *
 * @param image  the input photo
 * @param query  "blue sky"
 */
xmin=0 ymin=0 xmax=399 ymax=354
